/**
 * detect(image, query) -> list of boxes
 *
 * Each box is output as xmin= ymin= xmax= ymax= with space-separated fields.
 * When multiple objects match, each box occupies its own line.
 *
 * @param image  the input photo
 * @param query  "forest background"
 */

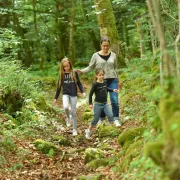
xmin=0 ymin=0 xmax=180 ymax=179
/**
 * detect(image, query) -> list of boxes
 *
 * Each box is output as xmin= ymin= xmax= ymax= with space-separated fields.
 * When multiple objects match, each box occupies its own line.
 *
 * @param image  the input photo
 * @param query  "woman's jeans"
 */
xmin=91 ymin=103 xmax=114 ymax=126
xmin=101 ymin=78 xmax=119 ymax=120
xmin=63 ymin=95 xmax=77 ymax=130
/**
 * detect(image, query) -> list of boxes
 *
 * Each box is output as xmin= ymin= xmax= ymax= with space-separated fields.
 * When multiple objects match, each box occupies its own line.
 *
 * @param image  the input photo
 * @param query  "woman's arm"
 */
xmin=77 ymin=53 xmax=97 ymax=74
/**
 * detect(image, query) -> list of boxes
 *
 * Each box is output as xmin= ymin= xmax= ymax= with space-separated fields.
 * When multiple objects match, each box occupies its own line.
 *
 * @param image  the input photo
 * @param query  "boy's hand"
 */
xmin=113 ymin=89 xmax=118 ymax=92
xmin=89 ymin=104 xmax=93 ymax=108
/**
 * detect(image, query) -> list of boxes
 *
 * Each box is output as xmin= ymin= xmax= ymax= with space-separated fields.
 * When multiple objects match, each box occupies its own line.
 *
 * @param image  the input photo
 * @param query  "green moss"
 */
xmin=117 ymin=127 xmax=146 ymax=147
xmin=84 ymin=148 xmax=105 ymax=164
xmin=34 ymin=139 xmax=61 ymax=155
xmin=88 ymin=158 xmax=109 ymax=169
xmin=125 ymin=139 xmax=144 ymax=157
xmin=52 ymin=135 xmax=71 ymax=146
xmin=159 ymin=96 xmax=180 ymax=144
xmin=118 ymin=140 xmax=144 ymax=173
xmin=35 ymin=95 xmax=53 ymax=112
xmin=98 ymin=125 xmax=121 ymax=138
xmin=82 ymin=111 xmax=93 ymax=121
xmin=144 ymin=142 xmax=164 ymax=166
xmin=76 ymin=174 xmax=103 ymax=180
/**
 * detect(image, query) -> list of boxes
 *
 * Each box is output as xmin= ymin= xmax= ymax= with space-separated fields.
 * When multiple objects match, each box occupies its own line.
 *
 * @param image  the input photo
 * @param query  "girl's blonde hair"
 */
xmin=94 ymin=68 xmax=105 ymax=81
xmin=58 ymin=58 xmax=77 ymax=87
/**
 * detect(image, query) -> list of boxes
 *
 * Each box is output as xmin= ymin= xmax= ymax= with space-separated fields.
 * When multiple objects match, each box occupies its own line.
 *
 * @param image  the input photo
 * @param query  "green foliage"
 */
xmin=0 ymin=136 xmax=16 ymax=152
xmin=0 ymin=60 xmax=39 ymax=99
xmin=0 ymin=28 xmax=20 ymax=60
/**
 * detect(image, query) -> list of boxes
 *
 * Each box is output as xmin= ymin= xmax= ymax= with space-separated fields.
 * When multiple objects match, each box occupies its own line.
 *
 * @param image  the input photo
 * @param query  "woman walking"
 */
xmin=77 ymin=36 xmax=121 ymax=126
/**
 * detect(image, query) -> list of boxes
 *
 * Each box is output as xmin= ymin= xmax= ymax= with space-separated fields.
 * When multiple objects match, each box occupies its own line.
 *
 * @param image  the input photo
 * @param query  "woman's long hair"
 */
xmin=58 ymin=58 xmax=77 ymax=88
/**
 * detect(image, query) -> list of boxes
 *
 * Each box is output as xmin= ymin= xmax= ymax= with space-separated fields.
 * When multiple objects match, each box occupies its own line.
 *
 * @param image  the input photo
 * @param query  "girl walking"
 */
xmin=85 ymin=68 xmax=118 ymax=139
xmin=54 ymin=58 xmax=86 ymax=136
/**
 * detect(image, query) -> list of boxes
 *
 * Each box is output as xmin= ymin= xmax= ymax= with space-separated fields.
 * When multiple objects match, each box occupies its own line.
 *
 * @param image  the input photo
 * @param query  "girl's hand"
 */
xmin=76 ymin=69 xmax=82 ymax=74
xmin=118 ymin=83 xmax=122 ymax=90
xmin=113 ymin=89 xmax=118 ymax=92
xmin=89 ymin=104 xmax=93 ymax=108
xmin=53 ymin=99 xmax=57 ymax=105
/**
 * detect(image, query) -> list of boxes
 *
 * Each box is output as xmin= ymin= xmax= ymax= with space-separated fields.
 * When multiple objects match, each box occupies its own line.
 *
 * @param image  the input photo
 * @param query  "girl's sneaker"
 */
xmin=85 ymin=129 xmax=91 ymax=139
xmin=73 ymin=129 xmax=77 ymax=136
xmin=66 ymin=118 xmax=71 ymax=127
xmin=114 ymin=120 xmax=121 ymax=127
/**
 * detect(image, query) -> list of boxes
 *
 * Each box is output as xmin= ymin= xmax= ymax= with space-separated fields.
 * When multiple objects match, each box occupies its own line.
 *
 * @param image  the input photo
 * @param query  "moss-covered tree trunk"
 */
xmin=159 ymin=96 xmax=180 ymax=180
xmin=93 ymin=0 xmax=126 ymax=68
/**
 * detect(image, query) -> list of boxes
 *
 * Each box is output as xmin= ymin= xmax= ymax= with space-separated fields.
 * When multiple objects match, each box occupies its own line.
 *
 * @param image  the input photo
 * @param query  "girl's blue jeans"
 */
xmin=101 ymin=78 xmax=119 ymax=120
xmin=91 ymin=102 xmax=114 ymax=126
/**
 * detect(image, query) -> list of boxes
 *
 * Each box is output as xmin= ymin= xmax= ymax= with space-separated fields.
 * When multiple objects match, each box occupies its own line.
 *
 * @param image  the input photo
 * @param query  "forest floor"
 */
xmin=0 ymin=82 xmax=138 ymax=180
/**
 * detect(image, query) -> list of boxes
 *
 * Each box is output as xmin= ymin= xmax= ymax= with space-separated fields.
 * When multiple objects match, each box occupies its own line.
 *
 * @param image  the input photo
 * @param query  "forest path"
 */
xmin=0 ymin=81 xmax=137 ymax=180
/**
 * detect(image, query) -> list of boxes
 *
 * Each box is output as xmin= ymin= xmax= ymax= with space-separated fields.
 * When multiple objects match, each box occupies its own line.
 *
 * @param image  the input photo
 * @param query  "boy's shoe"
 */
xmin=66 ymin=118 xmax=71 ymax=127
xmin=73 ymin=129 xmax=77 ymax=136
xmin=114 ymin=120 xmax=121 ymax=127
xmin=85 ymin=129 xmax=91 ymax=139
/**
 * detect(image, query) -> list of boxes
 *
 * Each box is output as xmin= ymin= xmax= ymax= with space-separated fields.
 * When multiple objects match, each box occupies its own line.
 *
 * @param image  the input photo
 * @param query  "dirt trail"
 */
xmin=0 ymin=84 xmax=127 ymax=180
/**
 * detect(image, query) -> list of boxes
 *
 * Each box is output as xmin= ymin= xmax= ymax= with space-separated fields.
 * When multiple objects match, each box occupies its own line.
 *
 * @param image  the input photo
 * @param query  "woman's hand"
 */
xmin=76 ymin=69 xmax=82 ymax=74
xmin=82 ymin=92 xmax=86 ymax=97
xmin=113 ymin=89 xmax=118 ymax=92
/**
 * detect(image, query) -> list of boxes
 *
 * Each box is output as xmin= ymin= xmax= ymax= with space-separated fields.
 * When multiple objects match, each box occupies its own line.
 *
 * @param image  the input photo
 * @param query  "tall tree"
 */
xmin=175 ymin=0 xmax=180 ymax=79
xmin=32 ymin=0 xmax=44 ymax=70
xmin=93 ymin=0 xmax=126 ymax=67
xmin=146 ymin=0 xmax=175 ymax=86
xmin=68 ymin=0 xmax=76 ymax=63
xmin=12 ymin=12 xmax=34 ymax=67
xmin=80 ymin=0 xmax=100 ymax=52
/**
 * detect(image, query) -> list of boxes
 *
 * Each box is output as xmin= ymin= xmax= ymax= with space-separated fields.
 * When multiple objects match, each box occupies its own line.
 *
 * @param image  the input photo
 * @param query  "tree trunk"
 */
xmin=93 ymin=0 xmax=126 ymax=67
xmin=80 ymin=0 xmax=100 ymax=51
xmin=148 ymin=21 xmax=157 ymax=56
xmin=175 ymin=0 xmax=180 ymax=79
xmin=137 ymin=17 xmax=145 ymax=59
xmin=146 ymin=0 xmax=175 ymax=86
xmin=12 ymin=12 xmax=34 ymax=66
xmin=55 ymin=2 xmax=67 ymax=61
xmin=69 ymin=0 xmax=76 ymax=63
xmin=0 ymin=0 xmax=11 ymax=28
xmin=32 ymin=0 xmax=44 ymax=70
xmin=146 ymin=1 xmax=180 ymax=179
